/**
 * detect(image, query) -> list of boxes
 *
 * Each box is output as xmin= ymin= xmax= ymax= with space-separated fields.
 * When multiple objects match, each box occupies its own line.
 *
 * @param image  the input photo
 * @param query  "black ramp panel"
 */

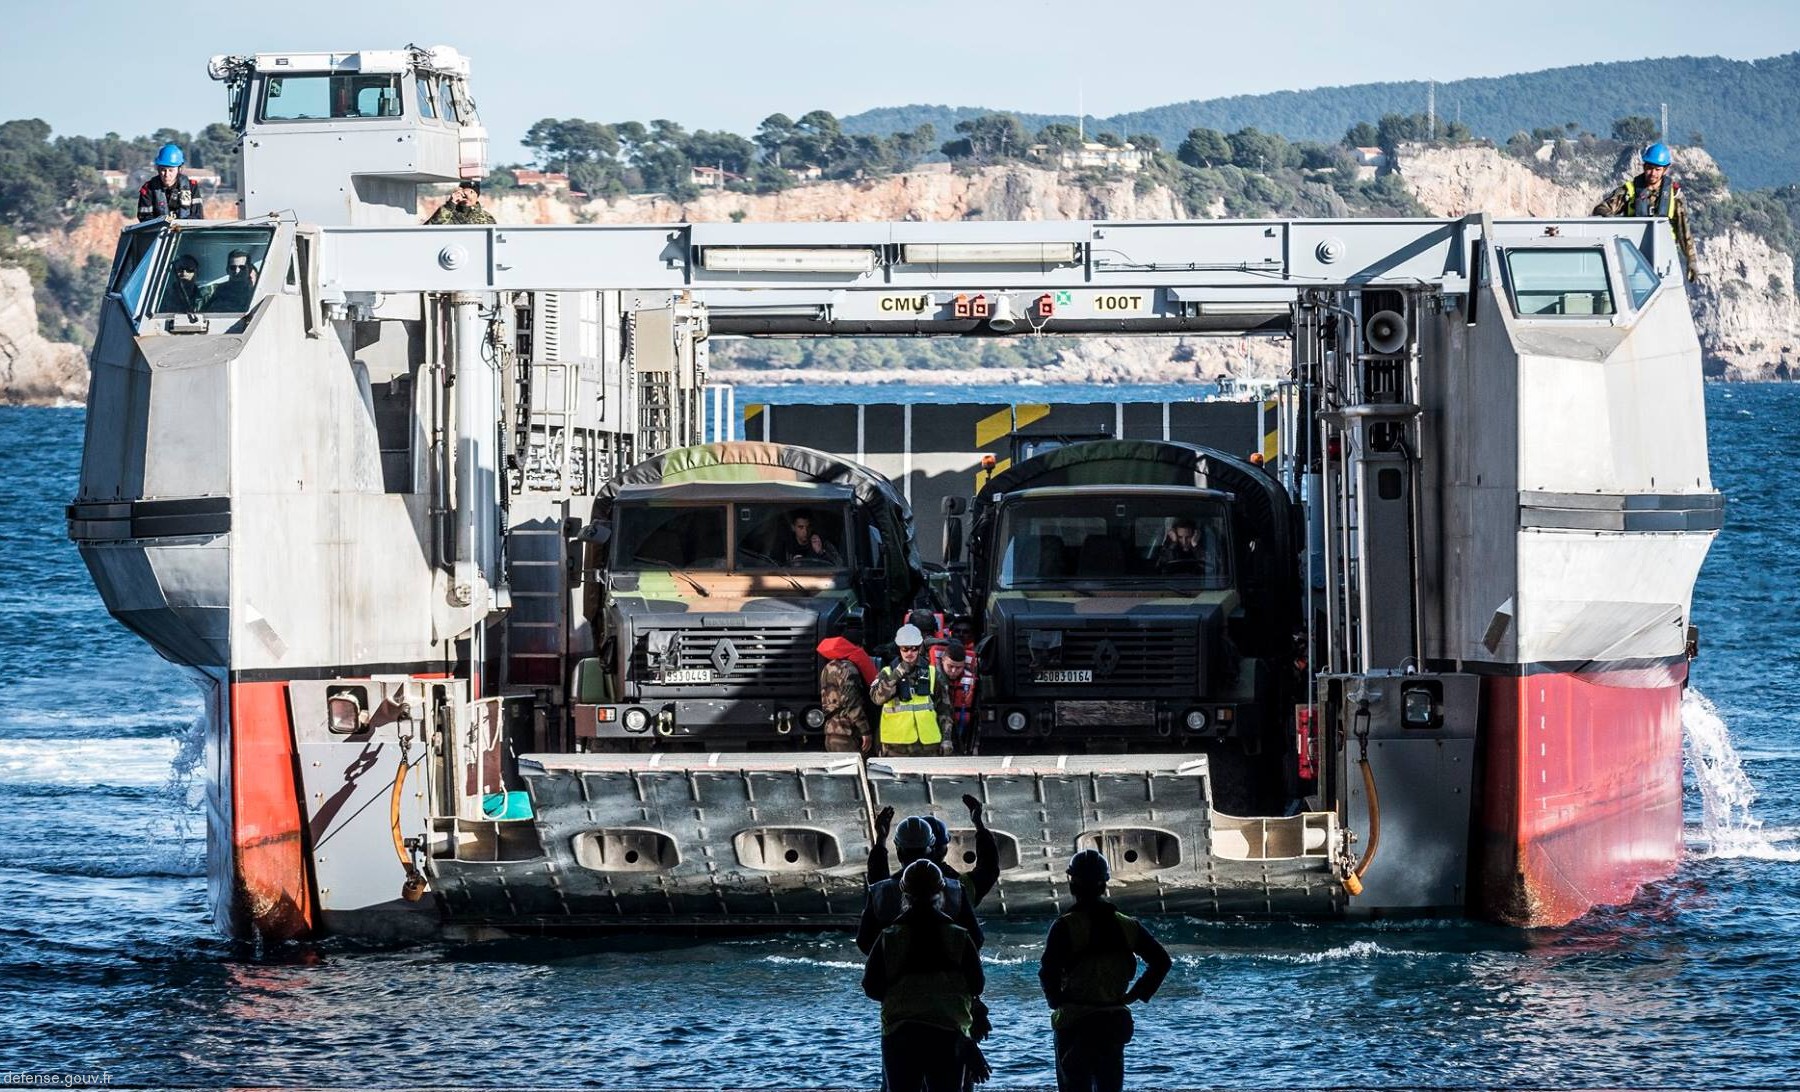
xmin=517 ymin=752 xmax=872 ymax=920
xmin=868 ymin=755 xmax=1222 ymax=916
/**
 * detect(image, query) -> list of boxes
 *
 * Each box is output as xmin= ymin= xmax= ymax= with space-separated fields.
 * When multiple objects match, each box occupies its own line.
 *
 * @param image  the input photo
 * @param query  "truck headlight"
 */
xmin=623 ymin=707 xmax=649 ymax=733
xmin=1005 ymin=710 xmax=1028 ymax=732
xmin=1184 ymin=709 xmax=1208 ymax=731
xmin=804 ymin=706 xmax=826 ymax=729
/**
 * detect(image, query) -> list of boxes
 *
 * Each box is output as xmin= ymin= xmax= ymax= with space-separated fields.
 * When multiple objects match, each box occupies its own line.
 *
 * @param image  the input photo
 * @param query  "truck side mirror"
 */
xmin=941 ymin=495 xmax=967 ymax=517
xmin=943 ymin=516 xmax=963 ymax=567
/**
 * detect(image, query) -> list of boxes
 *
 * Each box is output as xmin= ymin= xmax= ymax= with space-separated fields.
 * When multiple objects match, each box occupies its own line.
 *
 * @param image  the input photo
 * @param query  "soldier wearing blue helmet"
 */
xmin=1593 ymin=142 xmax=1696 ymax=281
xmin=137 ymin=144 xmax=203 ymax=222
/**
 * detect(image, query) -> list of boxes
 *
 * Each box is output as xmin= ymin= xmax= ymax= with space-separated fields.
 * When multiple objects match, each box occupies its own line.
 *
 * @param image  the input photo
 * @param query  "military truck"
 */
xmin=572 ymin=441 xmax=924 ymax=747
xmin=948 ymin=439 xmax=1300 ymax=808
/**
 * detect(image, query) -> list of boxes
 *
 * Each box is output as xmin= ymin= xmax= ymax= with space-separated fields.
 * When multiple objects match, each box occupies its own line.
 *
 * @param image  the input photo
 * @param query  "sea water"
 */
xmin=1 ymin=385 xmax=1796 ymax=1089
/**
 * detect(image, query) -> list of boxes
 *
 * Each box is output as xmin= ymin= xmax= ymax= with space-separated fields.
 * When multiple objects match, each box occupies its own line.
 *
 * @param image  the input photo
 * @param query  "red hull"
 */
xmin=224 ymin=681 xmax=316 ymax=941
xmin=1475 ymin=663 xmax=1686 ymax=926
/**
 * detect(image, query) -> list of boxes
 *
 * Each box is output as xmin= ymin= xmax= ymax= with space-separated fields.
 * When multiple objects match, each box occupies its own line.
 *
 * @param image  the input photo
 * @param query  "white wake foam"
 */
xmin=1682 ymin=688 xmax=1797 ymax=861
xmin=0 ymin=737 xmax=183 ymax=788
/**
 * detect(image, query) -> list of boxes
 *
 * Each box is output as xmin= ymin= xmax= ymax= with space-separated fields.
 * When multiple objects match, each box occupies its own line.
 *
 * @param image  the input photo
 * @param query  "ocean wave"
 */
xmin=1177 ymin=939 xmax=1428 ymax=965
xmin=759 ymin=954 xmax=863 ymax=970
xmin=0 ymin=737 xmax=188 ymax=788
xmin=0 ymin=854 xmax=205 ymax=880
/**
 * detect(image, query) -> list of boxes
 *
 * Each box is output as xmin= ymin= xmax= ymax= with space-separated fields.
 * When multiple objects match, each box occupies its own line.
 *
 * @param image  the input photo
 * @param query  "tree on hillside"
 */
xmin=755 ymin=113 xmax=796 ymax=165
xmin=944 ymin=113 xmax=1027 ymax=160
xmin=792 ymin=110 xmax=848 ymax=168
xmin=889 ymin=123 xmax=937 ymax=166
xmin=1611 ymin=115 xmax=1660 ymax=145
xmin=1127 ymin=133 xmax=1161 ymax=152
xmin=523 ymin=118 xmax=620 ymax=171
xmin=1177 ymin=127 xmax=1231 ymax=168
xmin=685 ymin=129 xmax=757 ymax=176
xmin=1227 ymin=127 xmax=1291 ymax=172
xmin=1035 ymin=123 xmax=1083 ymax=151
xmin=1342 ymin=121 xmax=1379 ymax=148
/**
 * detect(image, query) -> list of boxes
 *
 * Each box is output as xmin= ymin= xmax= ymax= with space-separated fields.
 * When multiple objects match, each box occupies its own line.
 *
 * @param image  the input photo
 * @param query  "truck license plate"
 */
xmin=1034 ymin=669 xmax=1093 ymax=683
xmin=663 ymin=668 xmax=714 ymax=684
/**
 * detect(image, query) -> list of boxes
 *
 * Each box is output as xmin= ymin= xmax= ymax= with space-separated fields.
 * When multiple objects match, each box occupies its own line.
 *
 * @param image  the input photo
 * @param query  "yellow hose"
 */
xmin=1342 ymin=755 xmax=1381 ymax=897
xmin=390 ymin=749 xmax=426 ymax=902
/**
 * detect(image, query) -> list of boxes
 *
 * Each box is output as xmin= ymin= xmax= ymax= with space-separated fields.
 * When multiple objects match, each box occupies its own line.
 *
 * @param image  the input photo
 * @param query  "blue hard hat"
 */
xmin=154 ymin=143 xmax=186 ymax=168
xmin=1641 ymin=142 xmax=1672 ymax=167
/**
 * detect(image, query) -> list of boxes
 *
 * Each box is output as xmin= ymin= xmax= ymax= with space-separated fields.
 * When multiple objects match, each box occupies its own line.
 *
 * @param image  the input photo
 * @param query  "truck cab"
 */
xmin=572 ymin=442 xmax=923 ymax=748
xmin=958 ymin=439 xmax=1299 ymax=808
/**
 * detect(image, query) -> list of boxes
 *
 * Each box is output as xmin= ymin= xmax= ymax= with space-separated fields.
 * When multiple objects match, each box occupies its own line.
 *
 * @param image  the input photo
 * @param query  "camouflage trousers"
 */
xmin=823 ymin=725 xmax=868 ymax=753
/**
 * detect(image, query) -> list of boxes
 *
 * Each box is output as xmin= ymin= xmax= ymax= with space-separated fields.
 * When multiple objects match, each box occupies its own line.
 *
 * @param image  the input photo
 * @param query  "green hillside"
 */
xmin=843 ymin=53 xmax=1800 ymax=188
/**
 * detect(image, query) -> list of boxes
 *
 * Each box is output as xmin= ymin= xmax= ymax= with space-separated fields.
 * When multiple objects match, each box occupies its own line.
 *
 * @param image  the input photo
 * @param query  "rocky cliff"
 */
xmin=5 ymin=152 xmax=1796 ymax=403
xmin=0 ymin=265 xmax=85 ymax=406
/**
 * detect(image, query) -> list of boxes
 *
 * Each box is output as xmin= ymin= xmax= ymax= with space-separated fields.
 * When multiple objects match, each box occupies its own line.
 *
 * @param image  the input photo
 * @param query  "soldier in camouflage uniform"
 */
xmin=424 ymin=180 xmax=497 ymax=225
xmin=817 ymin=636 xmax=876 ymax=753
xmin=1593 ymin=142 xmax=1696 ymax=282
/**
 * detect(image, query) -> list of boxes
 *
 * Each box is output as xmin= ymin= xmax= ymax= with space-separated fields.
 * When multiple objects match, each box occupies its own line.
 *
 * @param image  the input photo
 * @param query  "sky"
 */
xmin=5 ymin=0 xmax=1798 ymax=162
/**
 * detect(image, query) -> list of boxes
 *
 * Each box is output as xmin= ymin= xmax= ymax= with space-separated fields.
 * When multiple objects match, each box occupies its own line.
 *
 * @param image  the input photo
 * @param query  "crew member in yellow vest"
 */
xmin=871 ymin=623 xmax=951 ymax=756
xmin=1593 ymin=142 xmax=1697 ymax=282
xmin=862 ymin=860 xmax=988 ymax=1092
xmin=1038 ymin=850 xmax=1172 ymax=1092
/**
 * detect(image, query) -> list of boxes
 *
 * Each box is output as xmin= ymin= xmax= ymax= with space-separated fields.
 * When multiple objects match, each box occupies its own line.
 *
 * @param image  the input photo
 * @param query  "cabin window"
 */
xmin=735 ymin=503 xmax=850 ymax=570
xmin=150 ymin=227 xmax=274 ymax=315
xmin=259 ymin=74 xmax=402 ymax=121
xmin=995 ymin=497 xmax=1233 ymax=589
xmin=110 ymin=231 xmax=160 ymax=315
xmin=1504 ymin=248 xmax=1615 ymax=317
xmin=436 ymin=77 xmax=462 ymax=124
xmin=1616 ymin=239 xmax=1661 ymax=309
xmin=612 ymin=506 xmax=728 ymax=571
xmin=415 ymin=76 xmax=438 ymax=121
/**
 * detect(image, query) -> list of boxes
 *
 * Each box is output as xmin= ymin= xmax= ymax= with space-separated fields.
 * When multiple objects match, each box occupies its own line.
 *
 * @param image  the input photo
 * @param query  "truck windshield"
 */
xmin=612 ymin=505 xmax=728 ymax=571
xmin=735 ymin=502 xmax=849 ymax=570
xmin=996 ymin=496 xmax=1232 ymax=590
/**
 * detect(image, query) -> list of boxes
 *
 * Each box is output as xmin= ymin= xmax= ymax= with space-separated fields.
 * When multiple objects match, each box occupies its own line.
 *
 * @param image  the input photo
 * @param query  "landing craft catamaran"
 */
xmin=67 ymin=46 xmax=1720 ymax=940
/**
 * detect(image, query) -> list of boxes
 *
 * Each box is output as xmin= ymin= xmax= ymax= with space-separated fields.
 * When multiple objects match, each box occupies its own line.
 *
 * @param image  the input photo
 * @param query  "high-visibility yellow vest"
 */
xmin=879 ymin=666 xmax=942 ymax=746
xmin=1624 ymin=177 xmax=1675 ymax=218
xmin=1051 ymin=908 xmax=1142 ymax=1029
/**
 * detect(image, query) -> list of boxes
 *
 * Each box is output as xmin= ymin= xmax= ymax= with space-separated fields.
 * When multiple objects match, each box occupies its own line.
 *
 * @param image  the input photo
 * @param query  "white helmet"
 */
xmin=894 ymin=623 xmax=924 ymax=648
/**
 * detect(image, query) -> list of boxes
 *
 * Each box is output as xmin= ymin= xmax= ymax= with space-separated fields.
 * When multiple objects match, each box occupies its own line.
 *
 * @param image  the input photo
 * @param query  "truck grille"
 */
xmin=1012 ymin=624 xmax=1198 ymax=690
xmin=632 ymin=624 xmax=818 ymax=694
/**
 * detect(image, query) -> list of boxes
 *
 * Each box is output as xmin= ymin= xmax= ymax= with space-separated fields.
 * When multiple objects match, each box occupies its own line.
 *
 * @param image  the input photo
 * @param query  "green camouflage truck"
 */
xmin=572 ymin=441 xmax=923 ymax=747
xmin=952 ymin=439 xmax=1300 ymax=809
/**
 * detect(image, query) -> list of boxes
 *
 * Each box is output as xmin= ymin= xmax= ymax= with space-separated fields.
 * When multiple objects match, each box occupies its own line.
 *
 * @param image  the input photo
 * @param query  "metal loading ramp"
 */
xmin=870 ymin=755 xmax=1343 ymax=917
xmin=434 ymin=753 xmax=1342 ymax=926
xmin=512 ymin=751 xmax=874 ymax=922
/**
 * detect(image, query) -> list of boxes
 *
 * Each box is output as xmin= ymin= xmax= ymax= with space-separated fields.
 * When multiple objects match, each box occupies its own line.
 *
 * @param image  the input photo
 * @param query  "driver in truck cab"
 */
xmin=1154 ymin=516 xmax=1211 ymax=575
xmin=785 ymin=508 xmax=843 ymax=566
xmin=871 ymin=623 xmax=951 ymax=756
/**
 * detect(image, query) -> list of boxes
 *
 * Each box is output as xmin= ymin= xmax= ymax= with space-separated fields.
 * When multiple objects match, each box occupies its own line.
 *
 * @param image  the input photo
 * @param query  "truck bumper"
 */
xmin=576 ymin=697 xmax=826 ymax=743
xmin=979 ymin=698 xmax=1259 ymax=743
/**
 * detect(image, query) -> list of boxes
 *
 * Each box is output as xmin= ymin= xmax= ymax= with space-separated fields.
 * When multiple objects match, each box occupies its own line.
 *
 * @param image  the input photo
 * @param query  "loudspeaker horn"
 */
xmin=1364 ymin=310 xmax=1406 ymax=355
